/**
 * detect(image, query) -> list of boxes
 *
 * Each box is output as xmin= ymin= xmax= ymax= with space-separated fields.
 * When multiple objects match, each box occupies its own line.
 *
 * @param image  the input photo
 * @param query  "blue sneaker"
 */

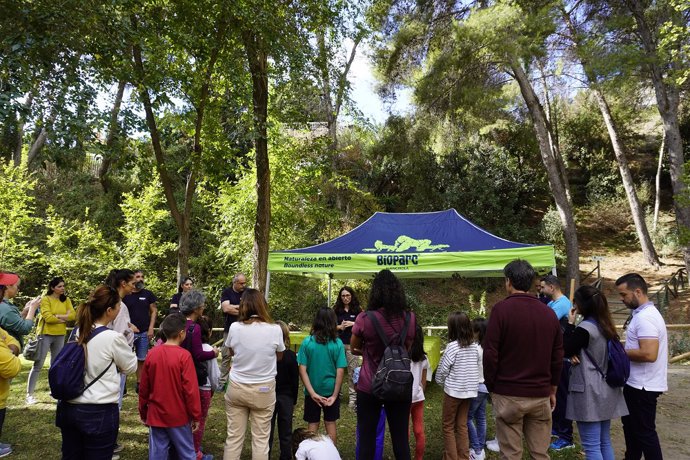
xmin=550 ymin=438 xmax=575 ymax=450
xmin=0 ymin=445 xmax=11 ymax=457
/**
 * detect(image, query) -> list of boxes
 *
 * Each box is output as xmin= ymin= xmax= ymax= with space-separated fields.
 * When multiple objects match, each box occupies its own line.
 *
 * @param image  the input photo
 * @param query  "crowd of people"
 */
xmin=0 ymin=260 xmax=669 ymax=460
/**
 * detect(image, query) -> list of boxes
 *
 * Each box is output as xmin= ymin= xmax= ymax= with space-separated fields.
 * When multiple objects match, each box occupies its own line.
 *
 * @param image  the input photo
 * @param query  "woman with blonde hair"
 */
xmin=223 ymin=289 xmax=285 ymax=459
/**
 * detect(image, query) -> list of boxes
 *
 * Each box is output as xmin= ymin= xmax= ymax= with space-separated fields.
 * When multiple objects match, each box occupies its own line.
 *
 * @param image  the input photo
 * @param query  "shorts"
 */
xmin=303 ymin=394 xmax=340 ymax=423
xmin=133 ymin=332 xmax=150 ymax=361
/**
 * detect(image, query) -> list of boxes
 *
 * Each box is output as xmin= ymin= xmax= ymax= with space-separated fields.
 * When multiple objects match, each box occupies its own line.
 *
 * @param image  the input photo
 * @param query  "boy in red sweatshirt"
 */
xmin=139 ymin=314 xmax=201 ymax=459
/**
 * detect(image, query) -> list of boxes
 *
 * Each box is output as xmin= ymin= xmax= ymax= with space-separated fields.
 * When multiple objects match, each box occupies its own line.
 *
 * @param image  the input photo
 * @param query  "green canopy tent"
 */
xmin=267 ymin=209 xmax=556 ymax=303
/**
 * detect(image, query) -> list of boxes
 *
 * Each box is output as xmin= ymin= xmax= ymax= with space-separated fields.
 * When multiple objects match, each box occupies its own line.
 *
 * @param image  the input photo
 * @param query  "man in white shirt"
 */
xmin=616 ymin=273 xmax=667 ymax=460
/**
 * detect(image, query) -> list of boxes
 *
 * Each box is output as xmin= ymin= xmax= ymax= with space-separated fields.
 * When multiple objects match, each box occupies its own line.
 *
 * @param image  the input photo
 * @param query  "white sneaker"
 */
xmin=25 ymin=394 xmax=38 ymax=405
xmin=473 ymin=449 xmax=486 ymax=460
xmin=486 ymin=439 xmax=499 ymax=452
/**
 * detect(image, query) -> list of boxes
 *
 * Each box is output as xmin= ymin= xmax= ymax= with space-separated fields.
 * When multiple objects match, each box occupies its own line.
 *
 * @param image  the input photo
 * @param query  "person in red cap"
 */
xmin=0 ymin=272 xmax=39 ymax=348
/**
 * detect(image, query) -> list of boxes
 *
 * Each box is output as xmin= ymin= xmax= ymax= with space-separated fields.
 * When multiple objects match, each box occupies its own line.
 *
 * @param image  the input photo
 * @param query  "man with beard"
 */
xmin=615 ymin=273 xmax=667 ymax=460
xmin=123 ymin=270 xmax=158 ymax=394
xmin=219 ymin=273 xmax=247 ymax=386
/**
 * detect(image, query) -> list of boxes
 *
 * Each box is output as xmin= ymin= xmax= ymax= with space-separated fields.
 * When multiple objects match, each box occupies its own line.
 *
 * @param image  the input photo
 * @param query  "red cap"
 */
xmin=0 ymin=273 xmax=19 ymax=286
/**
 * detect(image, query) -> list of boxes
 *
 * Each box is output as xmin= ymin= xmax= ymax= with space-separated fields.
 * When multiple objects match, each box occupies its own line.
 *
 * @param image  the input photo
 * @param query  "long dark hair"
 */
xmin=76 ymin=285 xmax=120 ymax=345
xmin=46 ymin=277 xmax=67 ymax=302
xmin=409 ymin=323 xmax=427 ymax=362
xmin=574 ymin=285 xmax=618 ymax=340
xmin=105 ymin=269 xmax=134 ymax=295
xmin=333 ymin=286 xmax=361 ymax=316
xmin=292 ymin=428 xmax=320 ymax=457
xmin=311 ymin=307 xmax=338 ymax=344
xmin=448 ymin=311 xmax=473 ymax=347
xmin=472 ymin=317 xmax=488 ymax=344
xmin=368 ymin=269 xmax=407 ymax=317
xmin=178 ymin=276 xmax=193 ymax=293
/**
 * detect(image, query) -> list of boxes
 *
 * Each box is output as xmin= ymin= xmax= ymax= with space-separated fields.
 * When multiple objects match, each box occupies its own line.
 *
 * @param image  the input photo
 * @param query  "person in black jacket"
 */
xmin=269 ymin=321 xmax=299 ymax=460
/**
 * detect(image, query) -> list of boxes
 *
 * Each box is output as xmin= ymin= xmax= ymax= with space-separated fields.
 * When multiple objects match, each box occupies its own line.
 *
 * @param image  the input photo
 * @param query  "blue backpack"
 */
xmin=583 ymin=320 xmax=630 ymax=388
xmin=49 ymin=326 xmax=114 ymax=400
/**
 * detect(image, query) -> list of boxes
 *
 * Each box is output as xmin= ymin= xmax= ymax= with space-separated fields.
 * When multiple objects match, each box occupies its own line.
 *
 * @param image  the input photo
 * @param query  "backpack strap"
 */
xmin=83 ymin=326 xmax=115 ymax=392
xmin=366 ymin=311 xmax=410 ymax=347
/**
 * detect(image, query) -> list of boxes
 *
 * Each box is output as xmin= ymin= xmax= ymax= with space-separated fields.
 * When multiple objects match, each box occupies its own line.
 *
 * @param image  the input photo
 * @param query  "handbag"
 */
xmin=22 ymin=316 xmax=44 ymax=361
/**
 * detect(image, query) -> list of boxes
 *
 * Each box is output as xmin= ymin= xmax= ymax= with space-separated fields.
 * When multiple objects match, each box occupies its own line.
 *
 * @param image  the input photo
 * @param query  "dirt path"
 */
xmin=608 ymin=365 xmax=690 ymax=459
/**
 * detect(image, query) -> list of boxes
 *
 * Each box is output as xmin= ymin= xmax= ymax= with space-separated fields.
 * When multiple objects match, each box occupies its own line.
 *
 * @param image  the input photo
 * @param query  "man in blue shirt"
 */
xmin=540 ymin=275 xmax=574 ymax=451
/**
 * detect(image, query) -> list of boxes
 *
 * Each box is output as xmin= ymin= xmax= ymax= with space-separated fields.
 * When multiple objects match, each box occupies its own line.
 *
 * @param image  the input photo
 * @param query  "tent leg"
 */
xmin=327 ymin=277 xmax=332 ymax=307
xmin=265 ymin=271 xmax=271 ymax=301
xmin=551 ymin=267 xmax=557 ymax=276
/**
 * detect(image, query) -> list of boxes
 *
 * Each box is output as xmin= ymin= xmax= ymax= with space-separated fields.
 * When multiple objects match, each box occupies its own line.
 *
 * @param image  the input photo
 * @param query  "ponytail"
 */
xmin=77 ymin=285 xmax=120 ymax=345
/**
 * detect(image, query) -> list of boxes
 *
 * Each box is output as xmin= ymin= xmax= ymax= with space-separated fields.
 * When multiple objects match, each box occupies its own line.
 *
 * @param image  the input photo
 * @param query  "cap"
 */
xmin=0 ymin=273 xmax=19 ymax=286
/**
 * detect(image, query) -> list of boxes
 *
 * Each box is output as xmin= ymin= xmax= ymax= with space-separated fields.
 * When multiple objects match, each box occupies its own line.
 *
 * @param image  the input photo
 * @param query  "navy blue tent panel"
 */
xmin=282 ymin=209 xmax=536 ymax=254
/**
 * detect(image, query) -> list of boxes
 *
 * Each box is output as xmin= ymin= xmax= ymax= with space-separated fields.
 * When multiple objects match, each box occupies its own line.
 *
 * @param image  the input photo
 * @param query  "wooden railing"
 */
xmin=653 ymin=267 xmax=687 ymax=316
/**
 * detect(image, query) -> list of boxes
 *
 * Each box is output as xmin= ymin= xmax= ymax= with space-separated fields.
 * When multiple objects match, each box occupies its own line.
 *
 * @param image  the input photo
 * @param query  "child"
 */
xmin=436 ymin=311 xmax=482 ymax=460
xmin=195 ymin=316 xmax=222 ymax=460
xmin=292 ymin=428 xmax=342 ymax=460
xmin=467 ymin=318 xmax=488 ymax=460
xmin=410 ymin=324 xmax=430 ymax=460
xmin=297 ymin=307 xmax=347 ymax=444
xmin=269 ymin=321 xmax=299 ymax=460
xmin=139 ymin=314 xmax=201 ymax=460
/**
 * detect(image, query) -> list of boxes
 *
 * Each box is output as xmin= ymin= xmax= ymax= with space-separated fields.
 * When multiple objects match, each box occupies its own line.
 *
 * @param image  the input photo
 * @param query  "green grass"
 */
xmin=3 ymin=359 xmax=585 ymax=459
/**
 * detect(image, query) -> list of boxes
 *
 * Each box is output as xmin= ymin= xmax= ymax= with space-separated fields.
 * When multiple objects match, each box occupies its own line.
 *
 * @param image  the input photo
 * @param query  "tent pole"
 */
xmin=265 ymin=271 xmax=271 ymax=301
xmin=327 ymin=276 xmax=332 ymax=307
xmin=551 ymin=267 xmax=557 ymax=276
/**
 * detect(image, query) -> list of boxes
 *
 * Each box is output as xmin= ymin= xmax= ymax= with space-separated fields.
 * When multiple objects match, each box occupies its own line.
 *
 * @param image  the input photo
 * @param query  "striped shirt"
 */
xmin=436 ymin=341 xmax=482 ymax=399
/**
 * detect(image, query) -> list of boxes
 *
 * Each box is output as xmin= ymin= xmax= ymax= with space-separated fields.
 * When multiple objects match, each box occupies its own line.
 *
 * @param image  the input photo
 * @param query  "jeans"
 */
xmin=269 ymin=392 xmax=295 ymax=460
xmin=56 ymin=402 xmax=119 ymax=460
xmin=133 ymin=331 xmax=150 ymax=361
xmin=622 ymin=385 xmax=663 ymax=460
xmin=27 ymin=334 xmax=65 ymax=395
xmin=492 ymin=393 xmax=551 ymax=460
xmin=223 ymin=379 xmax=275 ymax=460
xmin=467 ymin=392 xmax=488 ymax=453
xmin=577 ymin=420 xmax=614 ymax=460
xmin=356 ymin=390 xmax=411 ymax=460
xmin=149 ymin=425 xmax=196 ymax=460
xmin=552 ymin=360 xmax=573 ymax=443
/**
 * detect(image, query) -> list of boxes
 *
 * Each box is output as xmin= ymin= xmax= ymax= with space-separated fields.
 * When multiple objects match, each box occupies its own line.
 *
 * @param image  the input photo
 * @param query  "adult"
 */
xmin=170 ymin=277 xmax=193 ymax=314
xmin=122 ymin=270 xmax=158 ymax=393
xmin=0 ymin=272 xmax=39 ymax=347
xmin=219 ymin=273 xmax=247 ymax=386
xmin=333 ymin=286 xmax=362 ymax=410
xmin=540 ymin=274 xmax=574 ymax=451
xmin=56 ymin=284 xmax=137 ymax=459
xmin=616 ymin=273 xmax=667 ymax=460
xmin=483 ymin=260 xmax=563 ymax=460
xmin=563 ymin=285 xmax=628 ymax=460
xmin=26 ymin=277 xmax=77 ymax=405
xmin=350 ymin=269 xmax=417 ymax=460
xmin=223 ymin=288 xmax=285 ymax=460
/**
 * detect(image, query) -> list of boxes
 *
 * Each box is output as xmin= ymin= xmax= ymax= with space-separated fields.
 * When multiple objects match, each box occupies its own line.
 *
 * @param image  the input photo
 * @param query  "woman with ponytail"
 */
xmin=56 ymin=285 xmax=137 ymax=459
xmin=563 ymin=285 xmax=628 ymax=460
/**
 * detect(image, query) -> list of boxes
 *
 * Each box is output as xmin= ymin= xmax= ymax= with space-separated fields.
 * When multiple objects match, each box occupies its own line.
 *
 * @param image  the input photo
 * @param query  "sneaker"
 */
xmin=25 ymin=394 xmax=38 ymax=405
xmin=201 ymin=454 xmax=214 ymax=460
xmin=0 ymin=446 xmax=11 ymax=458
xmin=473 ymin=449 xmax=485 ymax=460
xmin=550 ymin=438 xmax=575 ymax=450
xmin=111 ymin=455 xmax=120 ymax=460
xmin=0 ymin=444 xmax=9 ymax=450
xmin=486 ymin=439 xmax=499 ymax=452
xmin=113 ymin=443 xmax=124 ymax=453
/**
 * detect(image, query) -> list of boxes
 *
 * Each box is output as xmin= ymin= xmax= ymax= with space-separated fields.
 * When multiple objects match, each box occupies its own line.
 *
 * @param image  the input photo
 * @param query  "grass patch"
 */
xmin=3 ymin=359 xmax=585 ymax=459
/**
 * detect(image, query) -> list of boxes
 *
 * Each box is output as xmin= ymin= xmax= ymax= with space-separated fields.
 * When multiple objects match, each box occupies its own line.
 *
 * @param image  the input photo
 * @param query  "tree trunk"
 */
xmin=592 ymin=89 xmax=661 ymax=267
xmin=317 ymin=31 xmax=337 ymax=150
xmin=510 ymin=61 xmax=580 ymax=286
xmin=653 ymin=133 xmax=665 ymax=231
xmin=243 ymin=31 xmax=270 ymax=293
xmin=626 ymin=0 xmax=690 ymax=273
xmin=99 ymin=79 xmax=127 ymax=192
xmin=26 ymin=110 xmax=56 ymax=166
xmin=13 ymin=93 xmax=33 ymax=166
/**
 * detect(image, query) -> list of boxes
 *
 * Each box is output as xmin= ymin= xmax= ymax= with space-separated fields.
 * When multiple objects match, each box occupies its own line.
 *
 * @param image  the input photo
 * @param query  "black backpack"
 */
xmin=367 ymin=311 xmax=413 ymax=402
xmin=181 ymin=323 xmax=209 ymax=386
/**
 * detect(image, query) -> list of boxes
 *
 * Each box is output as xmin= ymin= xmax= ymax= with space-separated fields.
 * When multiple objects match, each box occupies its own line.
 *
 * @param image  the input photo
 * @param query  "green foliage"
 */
xmin=43 ymin=207 xmax=121 ymax=302
xmin=541 ymin=206 xmax=564 ymax=247
xmin=0 ymin=161 xmax=42 ymax=286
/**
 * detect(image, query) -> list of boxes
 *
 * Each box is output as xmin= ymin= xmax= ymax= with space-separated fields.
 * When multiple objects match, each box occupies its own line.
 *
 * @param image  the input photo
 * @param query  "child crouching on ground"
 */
xmin=139 ymin=314 xmax=201 ymax=459
xmin=292 ymin=428 xmax=341 ymax=460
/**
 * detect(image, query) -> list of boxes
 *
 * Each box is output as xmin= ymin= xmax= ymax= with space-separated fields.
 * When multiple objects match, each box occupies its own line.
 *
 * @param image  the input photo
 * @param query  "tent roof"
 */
xmin=268 ymin=209 xmax=555 ymax=279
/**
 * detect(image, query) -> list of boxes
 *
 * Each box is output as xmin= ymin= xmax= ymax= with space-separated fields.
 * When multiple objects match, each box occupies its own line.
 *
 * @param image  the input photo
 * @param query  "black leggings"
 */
xmin=356 ymin=390 xmax=411 ymax=460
